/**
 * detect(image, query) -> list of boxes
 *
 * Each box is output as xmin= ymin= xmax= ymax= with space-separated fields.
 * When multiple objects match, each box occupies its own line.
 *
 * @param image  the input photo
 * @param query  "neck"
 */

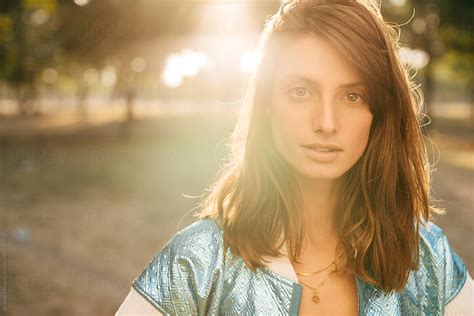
xmin=287 ymin=175 xmax=344 ymax=271
xmin=296 ymin=175 xmax=344 ymax=248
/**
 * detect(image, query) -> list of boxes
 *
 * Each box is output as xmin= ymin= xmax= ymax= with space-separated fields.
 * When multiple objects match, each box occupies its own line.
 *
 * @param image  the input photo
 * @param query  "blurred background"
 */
xmin=0 ymin=0 xmax=472 ymax=315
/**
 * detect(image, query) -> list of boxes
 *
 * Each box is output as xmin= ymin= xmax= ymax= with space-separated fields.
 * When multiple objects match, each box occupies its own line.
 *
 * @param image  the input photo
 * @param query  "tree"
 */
xmin=0 ymin=0 xmax=59 ymax=115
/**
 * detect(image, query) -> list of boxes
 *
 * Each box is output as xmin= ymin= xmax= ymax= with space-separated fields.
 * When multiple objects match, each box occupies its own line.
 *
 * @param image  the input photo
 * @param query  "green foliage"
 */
xmin=434 ymin=50 xmax=474 ymax=84
xmin=0 ymin=0 xmax=58 ymax=86
xmin=22 ymin=0 xmax=56 ymax=12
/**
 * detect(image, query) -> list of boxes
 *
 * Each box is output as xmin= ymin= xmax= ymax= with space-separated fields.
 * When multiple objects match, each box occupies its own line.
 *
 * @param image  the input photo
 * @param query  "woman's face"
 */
xmin=270 ymin=35 xmax=373 ymax=182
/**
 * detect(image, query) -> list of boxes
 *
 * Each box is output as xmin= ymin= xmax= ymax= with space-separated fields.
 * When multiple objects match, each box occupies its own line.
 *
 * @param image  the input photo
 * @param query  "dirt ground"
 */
xmin=0 ymin=113 xmax=472 ymax=315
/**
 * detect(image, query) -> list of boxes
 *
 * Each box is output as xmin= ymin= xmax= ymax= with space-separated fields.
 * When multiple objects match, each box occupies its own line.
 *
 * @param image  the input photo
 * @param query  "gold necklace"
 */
xmin=297 ymin=271 xmax=334 ymax=304
xmin=295 ymin=260 xmax=336 ymax=276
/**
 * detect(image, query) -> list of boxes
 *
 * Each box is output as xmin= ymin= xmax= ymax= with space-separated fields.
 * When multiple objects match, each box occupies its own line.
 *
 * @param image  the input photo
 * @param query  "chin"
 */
xmin=293 ymin=165 xmax=347 ymax=181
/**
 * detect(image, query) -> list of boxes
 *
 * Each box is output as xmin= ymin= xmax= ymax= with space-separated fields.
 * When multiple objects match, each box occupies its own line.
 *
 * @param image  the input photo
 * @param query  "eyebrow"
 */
xmin=280 ymin=74 xmax=366 ymax=89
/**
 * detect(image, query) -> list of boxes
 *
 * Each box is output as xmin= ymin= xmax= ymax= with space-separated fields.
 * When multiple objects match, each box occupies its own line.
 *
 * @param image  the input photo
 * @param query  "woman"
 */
xmin=116 ymin=0 xmax=473 ymax=315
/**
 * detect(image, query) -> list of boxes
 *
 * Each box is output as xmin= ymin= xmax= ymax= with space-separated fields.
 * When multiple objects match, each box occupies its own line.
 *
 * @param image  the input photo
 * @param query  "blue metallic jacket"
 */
xmin=132 ymin=218 xmax=467 ymax=315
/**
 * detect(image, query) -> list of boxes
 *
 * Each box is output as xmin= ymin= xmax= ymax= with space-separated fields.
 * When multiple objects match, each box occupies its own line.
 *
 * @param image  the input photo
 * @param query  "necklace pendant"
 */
xmin=312 ymin=290 xmax=320 ymax=304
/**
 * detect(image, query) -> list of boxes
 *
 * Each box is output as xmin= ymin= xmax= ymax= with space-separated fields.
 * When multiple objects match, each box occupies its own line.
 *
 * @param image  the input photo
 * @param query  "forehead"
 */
xmin=274 ymin=35 xmax=363 ymax=86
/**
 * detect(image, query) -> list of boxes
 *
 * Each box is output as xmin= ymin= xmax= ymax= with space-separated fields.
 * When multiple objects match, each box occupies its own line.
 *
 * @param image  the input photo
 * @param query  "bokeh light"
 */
xmin=398 ymin=47 xmax=430 ymax=70
xmin=31 ymin=9 xmax=49 ymax=25
xmin=74 ymin=0 xmax=89 ymax=6
xmin=42 ymin=68 xmax=58 ymax=84
xmin=389 ymin=0 xmax=406 ymax=6
xmin=101 ymin=66 xmax=117 ymax=87
xmin=131 ymin=57 xmax=146 ymax=73
xmin=83 ymin=68 xmax=99 ymax=84
xmin=411 ymin=18 xmax=427 ymax=35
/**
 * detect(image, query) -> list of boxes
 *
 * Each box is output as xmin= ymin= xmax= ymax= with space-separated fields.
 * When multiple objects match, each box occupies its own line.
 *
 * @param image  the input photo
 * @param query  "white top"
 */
xmin=116 ymin=247 xmax=474 ymax=315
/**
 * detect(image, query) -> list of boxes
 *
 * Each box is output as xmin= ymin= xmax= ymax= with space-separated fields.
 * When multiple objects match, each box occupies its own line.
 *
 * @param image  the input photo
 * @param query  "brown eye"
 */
xmin=346 ymin=92 xmax=363 ymax=102
xmin=290 ymin=87 xmax=309 ymax=98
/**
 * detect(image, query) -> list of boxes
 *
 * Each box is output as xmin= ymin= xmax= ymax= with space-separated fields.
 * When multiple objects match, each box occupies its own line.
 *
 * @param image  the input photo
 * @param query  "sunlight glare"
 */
xmin=161 ymin=49 xmax=213 ymax=88
xmin=240 ymin=50 xmax=259 ymax=73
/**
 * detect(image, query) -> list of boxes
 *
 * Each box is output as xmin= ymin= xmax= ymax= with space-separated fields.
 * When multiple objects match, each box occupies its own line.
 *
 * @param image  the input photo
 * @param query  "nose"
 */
xmin=311 ymin=96 xmax=338 ymax=134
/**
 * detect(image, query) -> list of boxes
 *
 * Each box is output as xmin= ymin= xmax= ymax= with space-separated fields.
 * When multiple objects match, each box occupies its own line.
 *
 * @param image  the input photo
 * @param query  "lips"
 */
xmin=302 ymin=143 xmax=342 ymax=152
xmin=302 ymin=144 xmax=341 ymax=162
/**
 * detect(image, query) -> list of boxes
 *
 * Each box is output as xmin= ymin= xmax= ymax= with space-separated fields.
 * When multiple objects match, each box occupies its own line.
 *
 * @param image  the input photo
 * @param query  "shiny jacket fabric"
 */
xmin=132 ymin=219 xmax=467 ymax=315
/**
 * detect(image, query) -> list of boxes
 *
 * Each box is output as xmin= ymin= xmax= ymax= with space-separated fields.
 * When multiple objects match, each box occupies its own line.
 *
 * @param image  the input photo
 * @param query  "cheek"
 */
xmin=270 ymin=115 xmax=289 ymax=149
xmin=269 ymin=109 xmax=300 ymax=157
xmin=270 ymin=96 xmax=305 ymax=126
xmin=349 ymin=113 xmax=373 ymax=153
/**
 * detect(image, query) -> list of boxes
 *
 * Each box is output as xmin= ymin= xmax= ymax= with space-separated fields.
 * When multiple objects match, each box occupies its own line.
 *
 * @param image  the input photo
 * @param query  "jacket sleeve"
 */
xmin=131 ymin=220 xmax=225 ymax=316
xmin=422 ymin=222 xmax=469 ymax=307
xmin=438 ymin=227 xmax=468 ymax=305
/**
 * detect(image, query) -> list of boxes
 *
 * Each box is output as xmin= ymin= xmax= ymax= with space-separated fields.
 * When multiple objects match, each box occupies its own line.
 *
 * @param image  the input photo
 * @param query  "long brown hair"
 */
xmin=196 ymin=0 xmax=443 ymax=292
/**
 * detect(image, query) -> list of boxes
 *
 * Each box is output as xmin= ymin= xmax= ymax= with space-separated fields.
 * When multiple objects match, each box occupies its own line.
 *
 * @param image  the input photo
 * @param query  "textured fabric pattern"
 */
xmin=132 ymin=219 xmax=468 ymax=315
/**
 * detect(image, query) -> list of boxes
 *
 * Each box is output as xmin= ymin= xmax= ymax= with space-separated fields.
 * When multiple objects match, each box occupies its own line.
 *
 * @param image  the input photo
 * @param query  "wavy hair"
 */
xmin=196 ymin=0 xmax=443 ymax=292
